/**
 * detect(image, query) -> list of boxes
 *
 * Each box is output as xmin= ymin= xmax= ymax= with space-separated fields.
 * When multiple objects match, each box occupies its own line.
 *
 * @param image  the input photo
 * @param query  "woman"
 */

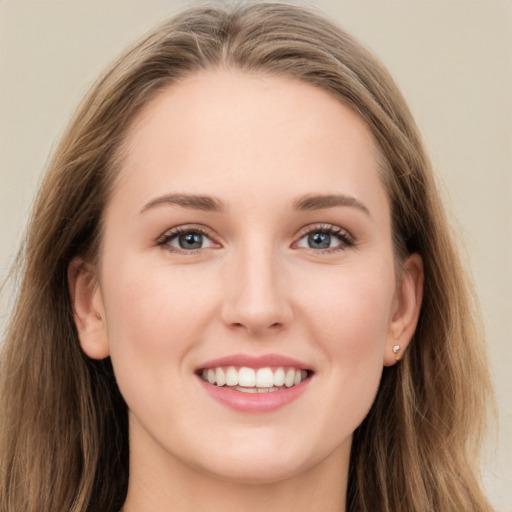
xmin=0 ymin=2 xmax=495 ymax=511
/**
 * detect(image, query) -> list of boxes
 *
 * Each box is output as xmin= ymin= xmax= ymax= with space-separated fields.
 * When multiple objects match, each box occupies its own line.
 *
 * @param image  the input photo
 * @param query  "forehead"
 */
xmin=110 ymin=69 xmax=388 ymax=217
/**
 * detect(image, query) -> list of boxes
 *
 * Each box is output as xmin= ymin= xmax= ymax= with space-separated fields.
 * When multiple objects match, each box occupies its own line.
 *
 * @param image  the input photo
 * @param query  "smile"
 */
xmin=196 ymin=354 xmax=314 ymax=412
xmin=199 ymin=366 xmax=309 ymax=392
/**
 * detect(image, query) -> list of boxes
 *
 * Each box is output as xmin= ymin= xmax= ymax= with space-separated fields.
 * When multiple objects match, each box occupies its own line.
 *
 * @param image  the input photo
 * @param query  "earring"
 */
xmin=393 ymin=344 xmax=402 ymax=361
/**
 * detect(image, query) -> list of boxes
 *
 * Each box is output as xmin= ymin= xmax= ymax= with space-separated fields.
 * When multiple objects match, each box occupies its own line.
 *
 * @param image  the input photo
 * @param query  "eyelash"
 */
xmin=156 ymin=225 xmax=215 ymax=254
xmin=156 ymin=223 xmax=355 ymax=254
xmin=295 ymin=223 xmax=355 ymax=253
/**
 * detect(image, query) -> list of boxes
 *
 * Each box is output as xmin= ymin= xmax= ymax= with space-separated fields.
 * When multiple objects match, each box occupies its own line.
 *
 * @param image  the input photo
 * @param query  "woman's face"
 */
xmin=72 ymin=70 xmax=422 ymax=484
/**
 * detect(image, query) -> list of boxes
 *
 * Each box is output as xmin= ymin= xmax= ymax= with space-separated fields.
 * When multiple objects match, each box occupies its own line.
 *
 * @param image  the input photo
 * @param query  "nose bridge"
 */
xmin=221 ymin=235 xmax=292 ymax=334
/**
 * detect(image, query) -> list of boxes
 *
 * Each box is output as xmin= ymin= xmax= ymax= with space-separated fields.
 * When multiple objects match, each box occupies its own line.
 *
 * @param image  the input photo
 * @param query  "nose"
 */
xmin=220 ymin=242 xmax=293 ymax=336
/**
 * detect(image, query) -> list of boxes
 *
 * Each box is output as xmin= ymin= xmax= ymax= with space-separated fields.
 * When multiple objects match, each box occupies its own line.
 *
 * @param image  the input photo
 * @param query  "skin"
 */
xmin=70 ymin=69 xmax=423 ymax=512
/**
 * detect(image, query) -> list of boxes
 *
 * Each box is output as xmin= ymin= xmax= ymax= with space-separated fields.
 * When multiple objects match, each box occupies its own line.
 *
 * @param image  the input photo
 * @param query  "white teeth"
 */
xmin=239 ymin=367 xmax=256 ymax=387
xmin=200 ymin=365 xmax=309 ymax=390
xmin=285 ymin=368 xmax=295 ymax=387
xmin=239 ymin=386 xmax=281 ymax=393
xmin=256 ymin=367 xmax=274 ymax=387
xmin=215 ymin=367 xmax=226 ymax=386
xmin=237 ymin=386 xmax=258 ymax=393
xmin=274 ymin=367 xmax=285 ymax=386
xmin=225 ymin=366 xmax=238 ymax=386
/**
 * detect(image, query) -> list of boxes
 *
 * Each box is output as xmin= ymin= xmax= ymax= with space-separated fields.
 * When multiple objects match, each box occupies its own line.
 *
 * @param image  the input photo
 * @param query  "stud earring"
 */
xmin=393 ymin=344 xmax=402 ymax=361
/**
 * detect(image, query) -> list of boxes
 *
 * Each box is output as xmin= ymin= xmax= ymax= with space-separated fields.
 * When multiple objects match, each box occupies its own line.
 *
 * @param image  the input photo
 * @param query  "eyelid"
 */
xmin=155 ymin=222 xmax=355 ymax=254
xmin=293 ymin=223 xmax=355 ymax=252
xmin=156 ymin=224 xmax=221 ymax=253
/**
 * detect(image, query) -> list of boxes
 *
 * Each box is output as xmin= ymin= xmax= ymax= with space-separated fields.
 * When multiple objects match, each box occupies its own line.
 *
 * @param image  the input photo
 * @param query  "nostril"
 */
xmin=229 ymin=321 xmax=283 ymax=333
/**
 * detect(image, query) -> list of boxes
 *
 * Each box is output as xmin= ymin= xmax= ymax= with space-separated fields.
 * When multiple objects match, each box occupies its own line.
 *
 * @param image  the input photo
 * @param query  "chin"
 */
xmin=182 ymin=427 xmax=347 ymax=486
xmin=197 ymin=452 xmax=316 ymax=486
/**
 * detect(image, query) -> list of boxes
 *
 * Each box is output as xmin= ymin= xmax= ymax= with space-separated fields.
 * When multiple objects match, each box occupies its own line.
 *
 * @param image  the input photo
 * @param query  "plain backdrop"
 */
xmin=0 ymin=1 xmax=511 ymax=510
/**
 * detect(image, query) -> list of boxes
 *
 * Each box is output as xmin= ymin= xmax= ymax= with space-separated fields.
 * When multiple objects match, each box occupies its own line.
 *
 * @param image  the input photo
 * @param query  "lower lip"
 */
xmin=198 ymin=376 xmax=311 ymax=413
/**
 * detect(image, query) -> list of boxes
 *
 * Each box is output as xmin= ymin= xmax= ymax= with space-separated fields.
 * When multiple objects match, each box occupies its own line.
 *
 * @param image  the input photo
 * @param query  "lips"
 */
xmin=199 ymin=353 xmax=312 ymax=370
xmin=196 ymin=353 xmax=313 ymax=412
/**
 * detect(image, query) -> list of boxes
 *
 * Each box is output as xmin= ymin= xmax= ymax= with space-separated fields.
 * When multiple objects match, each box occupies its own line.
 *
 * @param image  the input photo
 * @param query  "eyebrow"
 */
xmin=292 ymin=194 xmax=370 ymax=216
xmin=140 ymin=192 xmax=370 ymax=216
xmin=140 ymin=193 xmax=224 ymax=213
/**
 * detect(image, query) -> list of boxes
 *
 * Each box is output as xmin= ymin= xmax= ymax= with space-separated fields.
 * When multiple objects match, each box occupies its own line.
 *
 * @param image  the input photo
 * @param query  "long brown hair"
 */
xmin=0 ymin=2 xmax=494 ymax=511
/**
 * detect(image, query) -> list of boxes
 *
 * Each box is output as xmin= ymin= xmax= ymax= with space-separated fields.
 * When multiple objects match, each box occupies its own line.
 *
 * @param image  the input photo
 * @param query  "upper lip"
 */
xmin=197 ymin=353 xmax=312 ymax=371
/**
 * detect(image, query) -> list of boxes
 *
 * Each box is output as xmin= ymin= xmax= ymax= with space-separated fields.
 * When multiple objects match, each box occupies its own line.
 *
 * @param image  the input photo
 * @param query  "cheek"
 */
xmin=300 ymin=261 xmax=395 ymax=355
xmin=98 ymin=255 xmax=217 ymax=397
xmin=299 ymin=260 xmax=395 ymax=406
xmin=97 ymin=256 xmax=226 ymax=445
xmin=102 ymin=252 xmax=214 ymax=338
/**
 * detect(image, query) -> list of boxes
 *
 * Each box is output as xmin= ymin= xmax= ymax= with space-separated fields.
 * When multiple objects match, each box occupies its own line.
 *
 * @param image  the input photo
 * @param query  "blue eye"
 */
xmin=175 ymin=232 xmax=205 ymax=249
xmin=158 ymin=228 xmax=215 ymax=252
xmin=307 ymin=232 xmax=332 ymax=249
xmin=296 ymin=226 xmax=354 ymax=251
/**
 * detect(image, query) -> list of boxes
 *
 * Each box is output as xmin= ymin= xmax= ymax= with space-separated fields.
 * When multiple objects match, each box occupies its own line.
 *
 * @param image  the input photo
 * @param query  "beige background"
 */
xmin=1 ymin=1 xmax=510 ymax=509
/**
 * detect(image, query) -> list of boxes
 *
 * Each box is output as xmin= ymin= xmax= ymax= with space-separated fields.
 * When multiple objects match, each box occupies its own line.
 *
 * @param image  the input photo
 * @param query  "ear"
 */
xmin=68 ymin=257 xmax=110 ymax=360
xmin=384 ymin=253 xmax=424 ymax=366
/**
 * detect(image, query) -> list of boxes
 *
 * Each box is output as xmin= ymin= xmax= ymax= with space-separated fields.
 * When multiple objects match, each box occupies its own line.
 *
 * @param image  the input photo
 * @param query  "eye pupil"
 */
xmin=179 ymin=233 xmax=203 ymax=249
xmin=308 ymin=232 xmax=330 ymax=249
